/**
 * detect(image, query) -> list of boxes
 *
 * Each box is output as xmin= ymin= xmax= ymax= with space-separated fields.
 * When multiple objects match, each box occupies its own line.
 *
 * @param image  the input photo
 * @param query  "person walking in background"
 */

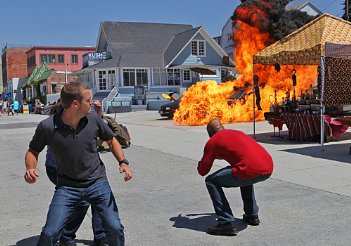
xmin=197 ymin=119 xmax=273 ymax=236
xmin=13 ymin=100 xmax=19 ymax=115
xmin=2 ymin=99 xmax=8 ymax=115
xmin=24 ymin=82 xmax=132 ymax=246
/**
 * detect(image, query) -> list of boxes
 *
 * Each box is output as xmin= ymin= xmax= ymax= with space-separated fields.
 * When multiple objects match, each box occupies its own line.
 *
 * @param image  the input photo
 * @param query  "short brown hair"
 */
xmin=60 ymin=82 xmax=90 ymax=109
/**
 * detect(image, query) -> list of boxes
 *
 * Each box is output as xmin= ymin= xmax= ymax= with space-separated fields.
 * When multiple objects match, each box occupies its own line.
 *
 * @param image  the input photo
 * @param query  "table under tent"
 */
xmin=252 ymin=14 xmax=351 ymax=149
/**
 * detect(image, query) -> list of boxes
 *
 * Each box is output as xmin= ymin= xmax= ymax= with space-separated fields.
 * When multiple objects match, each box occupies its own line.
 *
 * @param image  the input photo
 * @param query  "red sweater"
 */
xmin=198 ymin=129 xmax=273 ymax=179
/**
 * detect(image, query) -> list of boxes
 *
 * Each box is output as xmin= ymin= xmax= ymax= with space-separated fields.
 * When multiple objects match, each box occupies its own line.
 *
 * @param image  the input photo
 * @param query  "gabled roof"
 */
xmin=286 ymin=1 xmax=323 ymax=16
xmin=165 ymin=27 xmax=235 ymax=67
xmin=253 ymin=14 xmax=351 ymax=65
xmin=99 ymin=22 xmax=193 ymax=67
xmin=164 ymin=27 xmax=201 ymax=66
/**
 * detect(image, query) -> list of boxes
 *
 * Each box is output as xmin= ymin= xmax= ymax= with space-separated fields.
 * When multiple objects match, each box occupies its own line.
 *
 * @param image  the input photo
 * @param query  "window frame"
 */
xmin=191 ymin=40 xmax=206 ymax=57
xmin=58 ymin=54 xmax=65 ymax=64
xmin=71 ymin=54 xmax=78 ymax=64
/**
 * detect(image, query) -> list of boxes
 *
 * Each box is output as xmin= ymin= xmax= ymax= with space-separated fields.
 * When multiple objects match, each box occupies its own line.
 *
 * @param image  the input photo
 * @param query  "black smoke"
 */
xmin=232 ymin=0 xmax=316 ymax=43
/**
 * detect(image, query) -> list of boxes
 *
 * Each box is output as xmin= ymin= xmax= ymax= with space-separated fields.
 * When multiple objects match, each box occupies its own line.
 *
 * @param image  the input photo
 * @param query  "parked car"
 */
xmin=159 ymin=100 xmax=180 ymax=118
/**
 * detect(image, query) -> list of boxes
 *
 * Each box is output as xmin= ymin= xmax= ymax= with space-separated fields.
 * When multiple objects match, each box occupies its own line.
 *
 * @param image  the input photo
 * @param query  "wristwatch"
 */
xmin=118 ymin=159 xmax=129 ymax=165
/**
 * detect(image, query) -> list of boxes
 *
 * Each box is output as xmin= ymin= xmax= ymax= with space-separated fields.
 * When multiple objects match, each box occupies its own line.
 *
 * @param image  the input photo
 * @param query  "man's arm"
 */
xmin=24 ymin=149 xmax=40 ymax=184
xmin=106 ymin=137 xmax=132 ymax=182
xmin=197 ymin=142 xmax=217 ymax=176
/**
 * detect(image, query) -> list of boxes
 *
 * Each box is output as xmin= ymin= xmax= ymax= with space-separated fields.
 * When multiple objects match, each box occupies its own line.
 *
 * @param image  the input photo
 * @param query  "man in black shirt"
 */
xmin=24 ymin=82 xmax=132 ymax=246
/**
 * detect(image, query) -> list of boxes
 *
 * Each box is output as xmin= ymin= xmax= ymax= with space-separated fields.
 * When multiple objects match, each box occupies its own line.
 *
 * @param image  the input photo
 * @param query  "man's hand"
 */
xmin=119 ymin=163 xmax=132 ymax=181
xmin=24 ymin=168 xmax=39 ymax=184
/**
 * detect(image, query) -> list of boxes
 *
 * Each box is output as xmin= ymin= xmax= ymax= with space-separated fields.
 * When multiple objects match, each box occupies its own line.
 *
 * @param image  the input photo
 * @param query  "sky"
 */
xmin=0 ymin=0 xmax=345 ymax=48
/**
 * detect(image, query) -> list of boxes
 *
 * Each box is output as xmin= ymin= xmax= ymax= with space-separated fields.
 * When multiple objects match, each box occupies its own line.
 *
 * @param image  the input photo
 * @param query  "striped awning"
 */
xmin=23 ymin=63 xmax=53 ymax=88
xmin=253 ymin=14 xmax=351 ymax=65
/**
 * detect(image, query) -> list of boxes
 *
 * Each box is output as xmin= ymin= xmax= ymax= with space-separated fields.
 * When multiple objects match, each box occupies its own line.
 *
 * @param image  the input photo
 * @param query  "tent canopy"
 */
xmin=253 ymin=14 xmax=351 ymax=65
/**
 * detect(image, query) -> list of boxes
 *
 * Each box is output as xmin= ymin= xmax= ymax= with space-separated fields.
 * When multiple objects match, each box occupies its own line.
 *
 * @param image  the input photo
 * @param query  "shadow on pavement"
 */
xmin=282 ymin=142 xmax=351 ymax=164
xmin=14 ymin=236 xmax=93 ymax=246
xmin=13 ymin=235 xmax=38 ymax=246
xmin=169 ymin=213 xmax=247 ymax=233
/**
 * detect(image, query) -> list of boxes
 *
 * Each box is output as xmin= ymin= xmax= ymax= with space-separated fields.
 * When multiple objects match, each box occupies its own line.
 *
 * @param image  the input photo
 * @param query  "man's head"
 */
xmin=206 ymin=119 xmax=225 ymax=137
xmin=60 ymin=82 xmax=91 ymax=115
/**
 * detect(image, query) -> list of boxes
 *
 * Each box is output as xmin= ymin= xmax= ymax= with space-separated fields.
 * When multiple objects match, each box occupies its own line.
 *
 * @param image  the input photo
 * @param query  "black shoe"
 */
xmin=94 ymin=237 xmax=109 ymax=246
xmin=243 ymin=214 xmax=260 ymax=226
xmin=59 ymin=241 xmax=77 ymax=246
xmin=207 ymin=222 xmax=237 ymax=236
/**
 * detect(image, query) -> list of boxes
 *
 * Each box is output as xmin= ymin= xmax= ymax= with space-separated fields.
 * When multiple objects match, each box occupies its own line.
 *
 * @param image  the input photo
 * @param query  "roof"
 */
xmin=253 ymin=14 xmax=351 ymax=65
xmin=100 ymin=22 xmax=193 ymax=67
xmin=26 ymin=46 xmax=96 ymax=54
xmin=164 ymin=27 xmax=201 ymax=66
xmin=286 ymin=1 xmax=323 ymax=15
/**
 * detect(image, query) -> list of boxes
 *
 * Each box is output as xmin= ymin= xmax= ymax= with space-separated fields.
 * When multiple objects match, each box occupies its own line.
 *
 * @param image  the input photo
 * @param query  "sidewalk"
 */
xmin=1 ymin=112 xmax=350 ymax=245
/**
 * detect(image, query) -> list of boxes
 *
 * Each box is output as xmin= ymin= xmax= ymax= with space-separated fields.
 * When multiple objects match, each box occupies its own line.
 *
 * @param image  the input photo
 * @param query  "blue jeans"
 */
xmin=205 ymin=166 xmax=271 ymax=224
xmin=37 ymin=178 xmax=124 ymax=246
xmin=46 ymin=166 xmax=107 ymax=243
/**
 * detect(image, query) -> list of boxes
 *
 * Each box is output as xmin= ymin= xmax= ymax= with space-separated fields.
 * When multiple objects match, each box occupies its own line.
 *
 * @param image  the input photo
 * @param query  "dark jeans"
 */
xmin=45 ymin=166 xmax=107 ymax=243
xmin=205 ymin=166 xmax=271 ymax=224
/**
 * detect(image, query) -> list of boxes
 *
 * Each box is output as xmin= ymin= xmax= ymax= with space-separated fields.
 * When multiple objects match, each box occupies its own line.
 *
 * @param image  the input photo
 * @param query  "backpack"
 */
xmin=102 ymin=115 xmax=131 ymax=148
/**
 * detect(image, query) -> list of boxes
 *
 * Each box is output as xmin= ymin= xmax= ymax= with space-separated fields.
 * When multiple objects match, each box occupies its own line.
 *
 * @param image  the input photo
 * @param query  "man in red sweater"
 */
xmin=198 ymin=119 xmax=273 ymax=236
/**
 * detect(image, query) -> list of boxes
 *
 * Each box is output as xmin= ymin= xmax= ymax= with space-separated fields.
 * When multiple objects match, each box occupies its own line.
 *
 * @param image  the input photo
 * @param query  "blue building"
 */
xmin=74 ymin=21 xmax=235 ymax=111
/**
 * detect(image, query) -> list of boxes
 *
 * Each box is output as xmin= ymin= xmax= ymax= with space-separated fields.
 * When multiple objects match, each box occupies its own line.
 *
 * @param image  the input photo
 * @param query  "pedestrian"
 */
xmin=24 ymin=82 xmax=132 ymax=246
xmin=13 ymin=100 xmax=19 ymax=115
xmin=44 ymin=100 xmax=109 ymax=246
xmin=197 ymin=119 xmax=273 ymax=236
xmin=8 ymin=102 xmax=14 ymax=116
xmin=2 ymin=99 xmax=8 ymax=114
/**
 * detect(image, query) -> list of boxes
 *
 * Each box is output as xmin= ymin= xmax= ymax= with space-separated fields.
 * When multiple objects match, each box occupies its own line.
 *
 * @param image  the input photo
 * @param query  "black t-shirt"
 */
xmin=29 ymin=111 xmax=114 ymax=187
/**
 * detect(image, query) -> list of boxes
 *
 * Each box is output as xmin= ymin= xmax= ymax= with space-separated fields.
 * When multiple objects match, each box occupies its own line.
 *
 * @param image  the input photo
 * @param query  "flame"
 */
xmin=173 ymin=7 xmax=317 ymax=126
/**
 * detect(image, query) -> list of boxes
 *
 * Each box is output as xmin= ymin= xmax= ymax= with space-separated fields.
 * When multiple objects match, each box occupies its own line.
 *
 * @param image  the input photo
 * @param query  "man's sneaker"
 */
xmin=207 ymin=222 xmax=237 ymax=236
xmin=94 ymin=236 xmax=109 ymax=246
xmin=243 ymin=214 xmax=260 ymax=226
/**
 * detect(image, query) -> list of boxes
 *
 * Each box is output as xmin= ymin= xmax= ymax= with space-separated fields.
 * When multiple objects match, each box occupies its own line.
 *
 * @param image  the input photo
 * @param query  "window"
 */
xmin=167 ymin=69 xmax=181 ymax=86
xmin=152 ymin=68 xmax=167 ymax=86
xmin=40 ymin=54 xmax=48 ymax=64
xmin=71 ymin=54 xmax=78 ymax=64
xmin=48 ymin=54 xmax=56 ymax=63
xmin=123 ymin=69 xmax=136 ymax=87
xmin=51 ymin=83 xmax=57 ymax=93
xmin=27 ymin=56 xmax=35 ymax=66
xmin=122 ymin=68 xmax=148 ymax=87
xmin=40 ymin=54 xmax=56 ymax=64
xmin=98 ymin=71 xmax=107 ymax=90
xmin=191 ymin=40 xmax=206 ymax=56
xmin=108 ymin=70 xmax=116 ymax=89
xmin=136 ymin=69 xmax=148 ymax=86
xmin=58 ymin=54 xmax=64 ymax=64
xmin=183 ymin=69 xmax=191 ymax=82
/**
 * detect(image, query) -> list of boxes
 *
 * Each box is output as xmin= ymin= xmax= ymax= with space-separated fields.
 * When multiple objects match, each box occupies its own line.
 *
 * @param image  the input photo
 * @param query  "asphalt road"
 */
xmin=1 ymin=111 xmax=350 ymax=246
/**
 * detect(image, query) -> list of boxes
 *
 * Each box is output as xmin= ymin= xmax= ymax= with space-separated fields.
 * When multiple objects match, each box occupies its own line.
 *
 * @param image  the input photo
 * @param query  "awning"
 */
xmin=189 ymin=67 xmax=217 ymax=75
xmin=253 ymin=14 xmax=351 ymax=65
xmin=23 ymin=64 xmax=53 ymax=88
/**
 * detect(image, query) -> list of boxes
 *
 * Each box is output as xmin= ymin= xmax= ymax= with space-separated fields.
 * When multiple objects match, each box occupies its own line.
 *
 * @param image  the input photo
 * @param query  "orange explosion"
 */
xmin=173 ymin=18 xmax=317 ymax=126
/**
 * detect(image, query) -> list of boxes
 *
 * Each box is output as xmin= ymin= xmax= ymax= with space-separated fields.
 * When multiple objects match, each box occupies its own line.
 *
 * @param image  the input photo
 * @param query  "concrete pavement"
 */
xmin=1 ymin=111 xmax=351 ymax=245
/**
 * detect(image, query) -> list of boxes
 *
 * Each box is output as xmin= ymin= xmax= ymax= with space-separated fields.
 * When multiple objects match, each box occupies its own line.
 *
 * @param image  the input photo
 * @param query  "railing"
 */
xmin=102 ymin=86 xmax=119 ymax=113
